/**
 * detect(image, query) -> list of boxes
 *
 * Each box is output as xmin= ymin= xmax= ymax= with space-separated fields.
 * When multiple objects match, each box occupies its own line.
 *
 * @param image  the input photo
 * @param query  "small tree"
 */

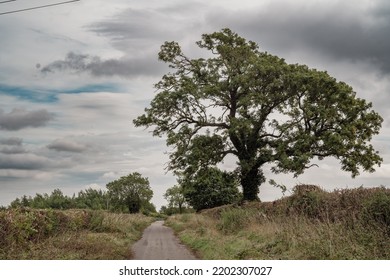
xmin=30 ymin=193 xmax=49 ymax=209
xmin=164 ymin=185 xmax=187 ymax=214
xmin=10 ymin=198 xmax=22 ymax=208
xmin=48 ymin=189 xmax=72 ymax=209
xmin=134 ymin=28 xmax=383 ymax=201
xmin=106 ymin=172 xmax=153 ymax=213
xmin=75 ymin=188 xmax=107 ymax=210
xmin=183 ymin=167 xmax=241 ymax=211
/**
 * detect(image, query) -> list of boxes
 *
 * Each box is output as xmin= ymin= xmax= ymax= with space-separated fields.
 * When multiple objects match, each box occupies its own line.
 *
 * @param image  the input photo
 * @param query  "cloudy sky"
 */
xmin=1 ymin=0 xmax=389 ymax=209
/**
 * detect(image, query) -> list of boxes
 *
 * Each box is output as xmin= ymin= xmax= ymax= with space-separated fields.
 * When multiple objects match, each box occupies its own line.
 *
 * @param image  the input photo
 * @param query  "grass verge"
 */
xmin=166 ymin=185 xmax=390 ymax=259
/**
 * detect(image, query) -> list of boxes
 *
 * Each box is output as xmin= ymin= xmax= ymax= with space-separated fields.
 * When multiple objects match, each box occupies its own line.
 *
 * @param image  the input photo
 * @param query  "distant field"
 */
xmin=0 ymin=209 xmax=154 ymax=259
xmin=166 ymin=185 xmax=390 ymax=259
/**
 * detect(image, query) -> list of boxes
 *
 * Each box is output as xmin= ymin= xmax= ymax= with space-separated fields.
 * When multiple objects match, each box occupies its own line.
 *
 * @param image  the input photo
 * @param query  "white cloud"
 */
xmin=82 ymin=183 xmax=105 ymax=190
xmin=102 ymin=172 xmax=119 ymax=179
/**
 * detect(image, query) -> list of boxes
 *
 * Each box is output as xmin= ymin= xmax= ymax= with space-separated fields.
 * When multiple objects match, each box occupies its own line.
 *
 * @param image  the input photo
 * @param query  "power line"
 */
xmin=0 ymin=0 xmax=80 ymax=15
xmin=0 ymin=0 xmax=17 ymax=4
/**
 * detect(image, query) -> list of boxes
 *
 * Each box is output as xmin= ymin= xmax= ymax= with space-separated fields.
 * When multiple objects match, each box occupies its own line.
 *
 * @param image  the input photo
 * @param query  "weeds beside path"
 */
xmin=0 ymin=209 xmax=155 ymax=259
xmin=166 ymin=185 xmax=390 ymax=260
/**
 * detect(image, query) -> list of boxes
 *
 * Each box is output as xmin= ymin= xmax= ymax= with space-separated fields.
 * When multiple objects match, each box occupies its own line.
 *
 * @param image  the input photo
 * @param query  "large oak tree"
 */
xmin=134 ymin=28 xmax=383 ymax=201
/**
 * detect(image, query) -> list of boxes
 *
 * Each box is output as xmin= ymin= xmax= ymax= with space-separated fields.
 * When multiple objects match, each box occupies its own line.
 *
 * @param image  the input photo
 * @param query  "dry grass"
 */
xmin=0 ymin=209 xmax=154 ymax=259
xmin=166 ymin=185 xmax=390 ymax=260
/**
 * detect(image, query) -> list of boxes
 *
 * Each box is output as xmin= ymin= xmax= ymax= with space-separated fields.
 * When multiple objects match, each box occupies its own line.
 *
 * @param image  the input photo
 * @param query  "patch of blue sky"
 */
xmin=0 ymin=83 xmax=122 ymax=103
xmin=0 ymin=84 xmax=57 ymax=103
xmin=59 ymin=83 xmax=122 ymax=94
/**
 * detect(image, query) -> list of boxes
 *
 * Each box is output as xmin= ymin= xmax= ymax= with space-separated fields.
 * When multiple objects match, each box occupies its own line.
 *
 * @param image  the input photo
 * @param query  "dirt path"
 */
xmin=131 ymin=220 xmax=197 ymax=260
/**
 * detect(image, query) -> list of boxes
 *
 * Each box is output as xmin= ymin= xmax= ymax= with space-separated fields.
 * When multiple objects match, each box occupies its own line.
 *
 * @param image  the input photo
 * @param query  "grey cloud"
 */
xmin=0 ymin=108 xmax=53 ymax=131
xmin=41 ymin=5 xmax=209 ymax=78
xmin=90 ymin=9 xmax=163 ymax=41
xmin=41 ymin=52 xmax=165 ymax=77
xmin=0 ymin=146 xmax=26 ymax=154
xmin=89 ymin=56 xmax=165 ymax=77
xmin=0 ymin=137 xmax=22 ymax=146
xmin=41 ymin=52 xmax=98 ymax=73
xmin=47 ymin=139 xmax=88 ymax=153
xmin=87 ymin=1 xmax=390 ymax=75
xmin=206 ymin=1 xmax=390 ymax=74
xmin=0 ymin=148 xmax=74 ymax=171
xmin=89 ymin=7 xmax=201 ymax=49
xmin=0 ymin=154 xmax=48 ymax=170
xmin=0 ymin=138 xmax=26 ymax=154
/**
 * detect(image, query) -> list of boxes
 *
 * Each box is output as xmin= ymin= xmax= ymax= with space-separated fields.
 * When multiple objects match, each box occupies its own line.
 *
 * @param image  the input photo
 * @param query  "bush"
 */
xmin=288 ymin=185 xmax=326 ymax=218
xmin=86 ymin=211 xmax=105 ymax=232
xmin=217 ymin=208 xmax=254 ymax=234
xmin=183 ymin=167 xmax=241 ymax=211
xmin=0 ymin=208 xmax=101 ymax=255
xmin=362 ymin=189 xmax=390 ymax=230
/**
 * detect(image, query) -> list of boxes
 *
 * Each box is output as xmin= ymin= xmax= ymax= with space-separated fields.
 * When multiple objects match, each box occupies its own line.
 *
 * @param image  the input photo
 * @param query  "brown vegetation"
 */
xmin=0 ymin=208 xmax=154 ymax=259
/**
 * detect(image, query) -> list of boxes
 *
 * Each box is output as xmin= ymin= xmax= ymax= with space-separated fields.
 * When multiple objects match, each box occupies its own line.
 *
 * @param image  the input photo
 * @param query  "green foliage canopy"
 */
xmin=183 ymin=167 xmax=241 ymax=211
xmin=106 ymin=172 xmax=153 ymax=213
xmin=163 ymin=185 xmax=187 ymax=214
xmin=74 ymin=188 xmax=108 ymax=210
xmin=9 ymin=188 xmax=108 ymax=210
xmin=134 ymin=28 xmax=383 ymax=201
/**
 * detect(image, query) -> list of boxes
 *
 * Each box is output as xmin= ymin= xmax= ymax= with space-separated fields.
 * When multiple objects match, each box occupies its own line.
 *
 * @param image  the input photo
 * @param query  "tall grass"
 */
xmin=166 ymin=185 xmax=390 ymax=259
xmin=0 ymin=208 xmax=154 ymax=259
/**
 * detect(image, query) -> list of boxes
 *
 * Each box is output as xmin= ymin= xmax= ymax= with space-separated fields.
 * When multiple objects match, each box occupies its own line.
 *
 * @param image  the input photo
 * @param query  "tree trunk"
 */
xmin=127 ymin=195 xmax=141 ymax=213
xmin=240 ymin=165 xmax=264 ymax=201
xmin=178 ymin=202 xmax=182 ymax=214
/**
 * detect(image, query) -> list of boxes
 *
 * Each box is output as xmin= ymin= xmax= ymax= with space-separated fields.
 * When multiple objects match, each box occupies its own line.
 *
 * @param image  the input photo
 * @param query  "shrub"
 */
xmin=0 ymin=208 xmax=100 ymax=256
xmin=183 ymin=167 xmax=241 ymax=211
xmin=288 ymin=185 xmax=326 ymax=219
xmin=217 ymin=208 xmax=254 ymax=234
xmin=86 ymin=211 xmax=105 ymax=232
xmin=362 ymin=189 xmax=390 ymax=230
